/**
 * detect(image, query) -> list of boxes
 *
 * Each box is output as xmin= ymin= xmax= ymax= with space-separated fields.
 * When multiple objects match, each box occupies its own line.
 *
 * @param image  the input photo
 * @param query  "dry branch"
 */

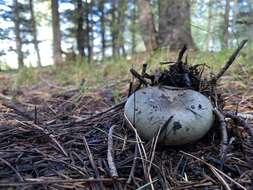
xmin=107 ymin=125 xmax=119 ymax=179
xmin=177 ymin=44 xmax=187 ymax=63
xmin=211 ymin=39 xmax=248 ymax=83
xmin=2 ymin=100 xmax=35 ymax=120
xmin=0 ymin=178 xmax=127 ymax=187
xmin=74 ymin=100 xmax=126 ymax=123
xmin=83 ymin=136 xmax=105 ymax=189
xmin=126 ymin=145 xmax=138 ymax=184
xmin=130 ymin=68 xmax=150 ymax=86
xmin=213 ymin=108 xmax=229 ymax=161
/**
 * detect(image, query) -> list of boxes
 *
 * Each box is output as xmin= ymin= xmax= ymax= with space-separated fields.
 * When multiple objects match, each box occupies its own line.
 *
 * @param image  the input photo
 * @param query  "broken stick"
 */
xmin=213 ymin=108 xmax=228 ymax=162
xmin=211 ymin=39 xmax=248 ymax=83
xmin=107 ymin=125 xmax=119 ymax=179
xmin=130 ymin=68 xmax=150 ymax=86
xmin=2 ymin=100 xmax=35 ymax=121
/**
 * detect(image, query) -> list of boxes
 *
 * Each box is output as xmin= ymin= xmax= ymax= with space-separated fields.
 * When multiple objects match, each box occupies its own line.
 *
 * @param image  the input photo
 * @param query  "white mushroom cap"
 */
xmin=124 ymin=86 xmax=214 ymax=145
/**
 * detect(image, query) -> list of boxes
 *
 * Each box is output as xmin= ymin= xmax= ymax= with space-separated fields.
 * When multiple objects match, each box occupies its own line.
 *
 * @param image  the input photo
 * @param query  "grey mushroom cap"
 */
xmin=124 ymin=86 xmax=214 ymax=145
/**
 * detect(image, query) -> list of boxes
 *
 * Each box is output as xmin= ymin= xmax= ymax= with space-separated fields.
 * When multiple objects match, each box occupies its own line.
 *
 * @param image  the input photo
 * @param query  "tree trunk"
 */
xmin=136 ymin=0 xmax=158 ymax=52
xmin=232 ymin=0 xmax=238 ymax=41
xmin=111 ymin=0 xmax=118 ymax=57
xmin=131 ymin=0 xmax=137 ymax=55
xmin=233 ymin=0 xmax=238 ymax=23
xmin=118 ymin=0 xmax=126 ymax=57
xmin=51 ymin=0 xmax=63 ymax=66
xmin=76 ymin=0 xmax=85 ymax=60
xmin=223 ymin=0 xmax=230 ymax=48
xmin=99 ymin=0 xmax=106 ymax=59
xmin=84 ymin=1 xmax=89 ymax=59
xmin=85 ymin=0 xmax=93 ymax=64
xmin=205 ymin=0 xmax=212 ymax=51
xmin=29 ymin=0 xmax=42 ymax=67
xmin=13 ymin=0 xmax=24 ymax=68
xmin=158 ymin=0 xmax=195 ymax=50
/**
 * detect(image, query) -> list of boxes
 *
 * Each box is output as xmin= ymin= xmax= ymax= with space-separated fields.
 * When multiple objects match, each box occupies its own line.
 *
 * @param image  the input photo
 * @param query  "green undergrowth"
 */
xmin=7 ymin=49 xmax=253 ymax=92
xmin=12 ymin=67 xmax=39 ymax=88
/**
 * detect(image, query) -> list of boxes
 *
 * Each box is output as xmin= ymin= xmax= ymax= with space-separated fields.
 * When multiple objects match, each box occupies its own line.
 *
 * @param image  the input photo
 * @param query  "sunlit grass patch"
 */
xmin=5 ymin=49 xmax=252 ymax=92
xmin=12 ymin=67 xmax=39 ymax=89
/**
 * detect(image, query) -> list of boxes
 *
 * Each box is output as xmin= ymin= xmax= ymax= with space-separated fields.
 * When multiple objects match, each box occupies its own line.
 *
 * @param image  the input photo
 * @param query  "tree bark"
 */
xmin=232 ymin=0 xmax=238 ymax=38
xmin=76 ymin=0 xmax=85 ymax=60
xmin=233 ymin=0 xmax=238 ymax=22
xmin=131 ymin=0 xmax=137 ymax=55
xmin=85 ymin=0 xmax=93 ymax=64
xmin=51 ymin=0 xmax=63 ymax=66
xmin=13 ymin=0 xmax=24 ymax=68
xmin=158 ymin=0 xmax=195 ymax=50
xmin=136 ymin=0 xmax=158 ymax=52
xmin=205 ymin=0 xmax=212 ymax=51
xmin=223 ymin=0 xmax=230 ymax=48
xmin=117 ymin=0 xmax=126 ymax=57
xmin=29 ymin=0 xmax=42 ymax=67
xmin=99 ymin=0 xmax=106 ymax=59
xmin=111 ymin=0 xmax=118 ymax=57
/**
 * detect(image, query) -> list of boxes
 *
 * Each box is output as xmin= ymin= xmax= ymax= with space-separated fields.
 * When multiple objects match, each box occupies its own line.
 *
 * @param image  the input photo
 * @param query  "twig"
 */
xmin=159 ymin=61 xmax=176 ymax=65
xmin=124 ymin=113 xmax=154 ymax=189
xmin=136 ymin=178 xmax=159 ymax=190
xmin=2 ymin=100 xmax=34 ymax=120
xmin=107 ymin=125 xmax=119 ymax=179
xmin=0 ymin=157 xmax=24 ymax=182
xmin=177 ymin=45 xmax=187 ymax=63
xmin=83 ymin=136 xmax=100 ymax=177
xmin=126 ymin=145 xmax=138 ymax=184
xmin=210 ymin=167 xmax=231 ymax=190
xmin=0 ymin=178 xmax=127 ymax=187
xmin=213 ymin=108 xmax=229 ymax=161
xmin=49 ymin=134 xmax=68 ymax=157
xmin=180 ymin=151 xmax=247 ymax=190
xmin=173 ymin=182 xmax=213 ymax=190
xmin=0 ymin=93 xmax=11 ymax=101
xmin=127 ymin=82 xmax=133 ymax=97
xmin=34 ymin=106 xmax=37 ymax=124
xmin=39 ymin=75 xmax=67 ymax=90
xmin=74 ymin=100 xmax=126 ymax=123
xmin=130 ymin=68 xmax=150 ymax=86
xmin=141 ymin=64 xmax=147 ymax=76
xmin=224 ymin=111 xmax=253 ymax=139
xmin=83 ymin=136 xmax=105 ymax=189
xmin=148 ymin=116 xmax=173 ymax=173
xmin=17 ymin=121 xmax=69 ymax=157
xmin=211 ymin=39 xmax=248 ymax=83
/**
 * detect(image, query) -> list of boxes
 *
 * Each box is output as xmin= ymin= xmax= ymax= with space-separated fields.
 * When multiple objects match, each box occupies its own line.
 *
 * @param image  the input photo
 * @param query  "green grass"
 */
xmin=5 ymin=49 xmax=252 ymax=92
xmin=12 ymin=67 xmax=39 ymax=89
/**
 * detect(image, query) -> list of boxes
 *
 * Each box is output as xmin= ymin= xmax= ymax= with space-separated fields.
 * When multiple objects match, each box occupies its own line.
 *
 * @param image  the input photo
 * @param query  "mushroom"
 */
xmin=124 ymin=86 xmax=214 ymax=145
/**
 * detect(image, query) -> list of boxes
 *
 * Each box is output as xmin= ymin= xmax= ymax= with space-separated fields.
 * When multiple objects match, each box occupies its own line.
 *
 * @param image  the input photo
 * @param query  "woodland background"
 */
xmin=0 ymin=0 xmax=252 ymax=70
xmin=0 ymin=1 xmax=253 ymax=189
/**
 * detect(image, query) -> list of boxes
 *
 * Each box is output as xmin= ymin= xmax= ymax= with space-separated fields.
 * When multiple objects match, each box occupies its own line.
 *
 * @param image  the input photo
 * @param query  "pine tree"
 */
xmin=223 ymin=0 xmax=231 ymax=48
xmin=29 ymin=0 xmax=42 ymax=67
xmin=51 ymin=0 xmax=63 ymax=66
xmin=158 ymin=0 xmax=195 ymax=50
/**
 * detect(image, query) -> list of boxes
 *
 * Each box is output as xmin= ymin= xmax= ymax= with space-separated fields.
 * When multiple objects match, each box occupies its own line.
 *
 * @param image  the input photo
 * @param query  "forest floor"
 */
xmin=0 ymin=50 xmax=253 ymax=189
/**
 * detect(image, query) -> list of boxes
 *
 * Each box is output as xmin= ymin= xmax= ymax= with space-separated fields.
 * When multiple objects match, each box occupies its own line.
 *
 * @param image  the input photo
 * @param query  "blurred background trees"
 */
xmin=0 ymin=0 xmax=252 ymax=69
